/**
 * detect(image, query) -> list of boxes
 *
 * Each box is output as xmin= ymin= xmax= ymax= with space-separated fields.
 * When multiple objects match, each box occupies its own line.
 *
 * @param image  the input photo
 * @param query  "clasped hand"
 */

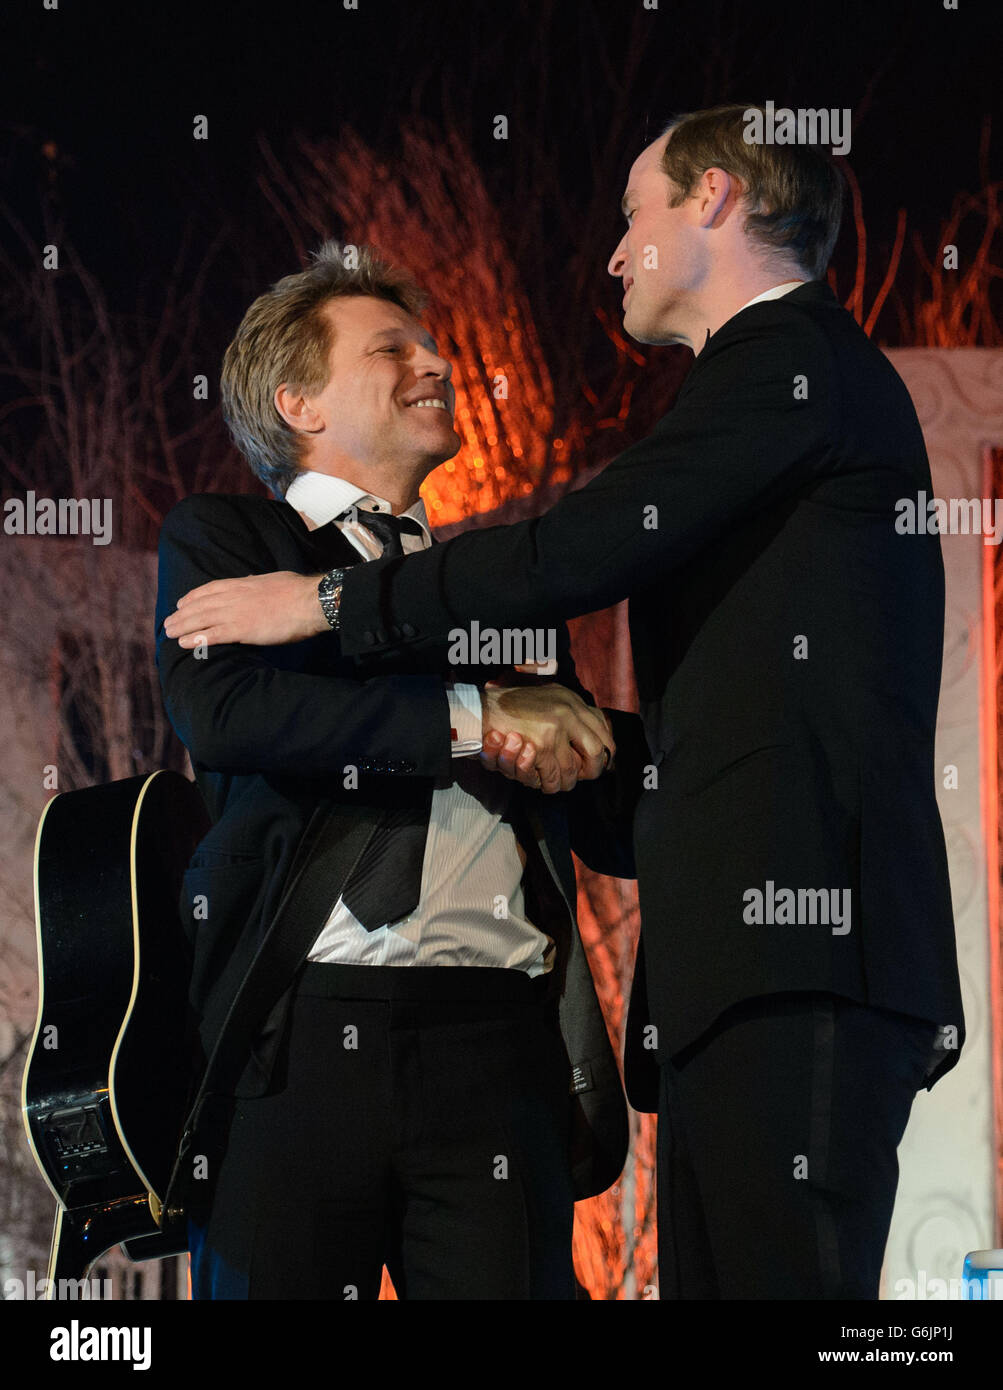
xmin=162 ymin=570 xmax=614 ymax=794
xmin=479 ymin=681 xmax=614 ymax=794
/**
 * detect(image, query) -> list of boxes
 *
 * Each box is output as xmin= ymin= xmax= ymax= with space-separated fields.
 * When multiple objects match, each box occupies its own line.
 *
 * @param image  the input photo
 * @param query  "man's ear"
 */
xmin=696 ymin=167 xmax=737 ymax=228
xmin=275 ymin=382 xmax=324 ymax=434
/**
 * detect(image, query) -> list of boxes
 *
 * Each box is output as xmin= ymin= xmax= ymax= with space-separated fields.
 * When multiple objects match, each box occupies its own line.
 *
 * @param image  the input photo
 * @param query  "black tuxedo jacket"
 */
xmin=332 ymin=281 xmax=966 ymax=1102
xmin=155 ymin=494 xmax=631 ymax=1200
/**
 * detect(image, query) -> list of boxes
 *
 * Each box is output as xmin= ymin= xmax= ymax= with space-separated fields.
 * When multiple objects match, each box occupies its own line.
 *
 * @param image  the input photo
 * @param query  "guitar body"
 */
xmin=22 ymin=771 xmax=210 ymax=1294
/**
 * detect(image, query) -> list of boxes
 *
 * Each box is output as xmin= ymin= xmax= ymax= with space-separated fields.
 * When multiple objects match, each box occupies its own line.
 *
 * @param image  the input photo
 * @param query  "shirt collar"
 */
xmin=285 ymin=470 xmax=432 ymax=543
xmin=735 ymin=280 xmax=807 ymax=314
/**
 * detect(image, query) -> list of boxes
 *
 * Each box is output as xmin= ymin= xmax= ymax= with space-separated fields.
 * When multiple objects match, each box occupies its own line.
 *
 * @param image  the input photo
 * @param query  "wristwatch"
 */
xmin=317 ymin=567 xmax=348 ymax=631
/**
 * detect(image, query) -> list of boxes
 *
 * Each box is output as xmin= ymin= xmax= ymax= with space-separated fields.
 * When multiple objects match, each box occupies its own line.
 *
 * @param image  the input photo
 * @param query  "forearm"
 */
xmin=157 ymin=642 xmax=455 ymax=779
xmin=336 ymin=309 xmax=834 ymax=663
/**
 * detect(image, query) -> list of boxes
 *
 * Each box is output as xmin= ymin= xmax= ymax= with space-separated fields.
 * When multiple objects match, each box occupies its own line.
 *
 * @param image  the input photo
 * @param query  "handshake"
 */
xmin=161 ymin=568 xmax=615 ymax=796
xmin=478 ymin=678 xmax=615 ymax=794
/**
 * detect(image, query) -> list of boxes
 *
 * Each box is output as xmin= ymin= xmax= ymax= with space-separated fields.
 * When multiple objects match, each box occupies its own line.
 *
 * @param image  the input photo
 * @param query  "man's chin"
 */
xmin=419 ymin=430 xmax=463 ymax=468
xmin=625 ymin=309 xmax=690 ymax=349
xmin=406 ymin=418 xmax=461 ymax=449
xmin=623 ymin=305 xmax=661 ymax=345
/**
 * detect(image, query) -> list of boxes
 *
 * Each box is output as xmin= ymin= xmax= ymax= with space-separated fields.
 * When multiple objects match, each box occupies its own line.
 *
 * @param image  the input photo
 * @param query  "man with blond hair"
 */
xmin=156 ymin=241 xmax=632 ymax=1300
xmin=169 ymin=106 xmax=966 ymax=1299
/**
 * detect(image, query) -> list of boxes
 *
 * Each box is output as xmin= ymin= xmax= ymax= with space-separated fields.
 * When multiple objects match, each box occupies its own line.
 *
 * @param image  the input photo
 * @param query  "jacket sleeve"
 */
xmin=549 ymin=625 xmax=641 ymax=880
xmin=155 ymin=494 xmax=454 ymax=779
xmin=336 ymin=305 xmax=836 ymax=660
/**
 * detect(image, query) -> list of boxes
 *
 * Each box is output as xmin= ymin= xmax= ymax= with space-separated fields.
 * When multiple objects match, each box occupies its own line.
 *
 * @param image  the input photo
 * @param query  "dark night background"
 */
xmin=3 ymin=0 xmax=1001 ymax=355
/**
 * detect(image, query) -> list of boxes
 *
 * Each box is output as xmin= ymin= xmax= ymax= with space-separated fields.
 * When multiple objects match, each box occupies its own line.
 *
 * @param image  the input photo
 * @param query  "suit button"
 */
xmin=363 ymin=630 xmax=376 ymax=645
xmin=401 ymin=623 xmax=416 ymax=638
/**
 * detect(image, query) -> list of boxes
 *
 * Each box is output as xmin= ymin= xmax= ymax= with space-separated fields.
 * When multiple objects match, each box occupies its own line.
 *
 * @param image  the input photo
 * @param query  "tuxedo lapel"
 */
xmin=265 ymin=499 xmax=365 ymax=571
xmin=299 ymin=516 xmax=367 ymax=571
xmin=279 ymin=501 xmax=437 ymax=861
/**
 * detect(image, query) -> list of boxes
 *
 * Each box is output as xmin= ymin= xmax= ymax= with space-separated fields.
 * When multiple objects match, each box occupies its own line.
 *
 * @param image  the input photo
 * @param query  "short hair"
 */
xmin=660 ymin=104 xmax=845 ymax=278
xmin=221 ymin=240 xmax=428 ymax=496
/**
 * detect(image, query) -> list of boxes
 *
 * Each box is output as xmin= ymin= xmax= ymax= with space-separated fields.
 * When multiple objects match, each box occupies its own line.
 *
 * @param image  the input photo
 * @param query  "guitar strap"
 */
xmin=161 ymin=798 xmax=381 ymax=1235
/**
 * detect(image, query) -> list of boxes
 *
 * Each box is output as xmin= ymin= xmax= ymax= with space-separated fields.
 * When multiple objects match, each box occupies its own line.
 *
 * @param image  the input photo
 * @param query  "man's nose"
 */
xmin=608 ymin=236 xmax=627 ymax=277
xmin=416 ymin=349 xmax=452 ymax=380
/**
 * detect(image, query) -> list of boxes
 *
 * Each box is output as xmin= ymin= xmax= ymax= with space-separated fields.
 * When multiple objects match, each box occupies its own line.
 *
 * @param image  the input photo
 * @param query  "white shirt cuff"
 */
xmin=446 ymin=683 xmax=483 ymax=757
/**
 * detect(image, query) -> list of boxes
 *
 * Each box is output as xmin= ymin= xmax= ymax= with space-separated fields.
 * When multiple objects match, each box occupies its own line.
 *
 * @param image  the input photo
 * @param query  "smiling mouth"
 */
xmin=406 ymin=399 xmax=452 ymax=415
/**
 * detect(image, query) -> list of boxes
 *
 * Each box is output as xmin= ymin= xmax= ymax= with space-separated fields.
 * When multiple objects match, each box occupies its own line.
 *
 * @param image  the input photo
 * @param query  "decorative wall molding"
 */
xmin=882 ymin=348 xmax=1003 ymax=1299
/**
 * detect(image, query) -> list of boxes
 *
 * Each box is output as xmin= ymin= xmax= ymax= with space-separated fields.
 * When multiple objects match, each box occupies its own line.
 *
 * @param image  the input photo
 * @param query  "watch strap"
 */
xmin=317 ymin=566 xmax=348 ymax=631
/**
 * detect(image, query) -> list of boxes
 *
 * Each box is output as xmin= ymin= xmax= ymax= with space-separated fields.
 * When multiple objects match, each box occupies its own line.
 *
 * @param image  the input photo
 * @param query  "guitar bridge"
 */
xmin=46 ymin=1103 xmax=107 ymax=1155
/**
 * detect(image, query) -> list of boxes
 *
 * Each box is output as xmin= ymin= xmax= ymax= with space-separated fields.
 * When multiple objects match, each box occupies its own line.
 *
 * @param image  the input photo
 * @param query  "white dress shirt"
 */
xmin=285 ymin=470 xmax=553 ymax=976
xmin=734 ymin=280 xmax=806 ymax=314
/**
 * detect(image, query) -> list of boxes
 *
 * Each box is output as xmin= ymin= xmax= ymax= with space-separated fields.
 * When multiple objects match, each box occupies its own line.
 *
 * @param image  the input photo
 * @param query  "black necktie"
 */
xmin=340 ymin=790 xmax=432 ymax=932
xmin=358 ymin=510 xmax=425 ymax=557
xmin=337 ymin=507 xmax=431 ymax=932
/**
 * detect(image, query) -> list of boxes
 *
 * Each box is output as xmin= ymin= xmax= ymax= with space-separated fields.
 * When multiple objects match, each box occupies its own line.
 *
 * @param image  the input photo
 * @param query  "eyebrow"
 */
xmin=620 ymin=190 xmax=635 ymax=218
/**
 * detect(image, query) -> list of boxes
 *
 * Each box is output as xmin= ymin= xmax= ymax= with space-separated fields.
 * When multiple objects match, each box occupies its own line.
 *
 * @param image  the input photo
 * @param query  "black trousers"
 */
xmin=188 ymin=963 xmax=576 ymax=1300
xmin=656 ymin=991 xmax=938 ymax=1299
